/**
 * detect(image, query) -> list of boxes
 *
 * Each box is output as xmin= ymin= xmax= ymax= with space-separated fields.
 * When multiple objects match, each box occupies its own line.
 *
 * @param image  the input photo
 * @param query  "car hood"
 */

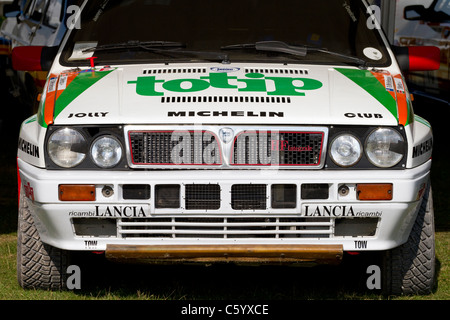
xmin=47 ymin=63 xmax=407 ymax=127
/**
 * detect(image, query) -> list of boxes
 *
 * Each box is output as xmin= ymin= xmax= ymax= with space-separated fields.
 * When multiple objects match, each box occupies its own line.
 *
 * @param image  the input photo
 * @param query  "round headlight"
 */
xmin=330 ymin=134 xmax=362 ymax=167
xmin=365 ymin=128 xmax=404 ymax=168
xmin=48 ymin=128 xmax=86 ymax=168
xmin=90 ymin=136 xmax=123 ymax=168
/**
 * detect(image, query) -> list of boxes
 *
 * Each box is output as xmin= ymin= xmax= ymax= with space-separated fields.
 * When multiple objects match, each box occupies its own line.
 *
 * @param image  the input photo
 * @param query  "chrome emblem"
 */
xmin=219 ymin=127 xmax=234 ymax=144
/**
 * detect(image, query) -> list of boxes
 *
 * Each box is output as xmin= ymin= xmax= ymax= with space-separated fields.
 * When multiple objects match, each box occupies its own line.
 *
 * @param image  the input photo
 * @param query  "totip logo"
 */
xmin=128 ymin=72 xmax=323 ymax=97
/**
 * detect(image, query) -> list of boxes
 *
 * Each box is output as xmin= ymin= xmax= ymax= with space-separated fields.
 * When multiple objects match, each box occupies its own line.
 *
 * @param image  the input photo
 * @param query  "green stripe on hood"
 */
xmin=38 ymin=97 xmax=46 ymax=127
xmin=335 ymin=68 xmax=398 ymax=122
xmin=53 ymin=70 xmax=114 ymax=119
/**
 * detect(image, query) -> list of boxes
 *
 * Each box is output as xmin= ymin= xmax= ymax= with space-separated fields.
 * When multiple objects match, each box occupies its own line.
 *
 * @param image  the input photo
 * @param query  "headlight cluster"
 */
xmin=47 ymin=127 xmax=124 ymax=169
xmin=329 ymin=128 xmax=405 ymax=168
xmin=91 ymin=136 xmax=123 ymax=168
xmin=48 ymin=128 xmax=86 ymax=168
xmin=330 ymin=134 xmax=362 ymax=167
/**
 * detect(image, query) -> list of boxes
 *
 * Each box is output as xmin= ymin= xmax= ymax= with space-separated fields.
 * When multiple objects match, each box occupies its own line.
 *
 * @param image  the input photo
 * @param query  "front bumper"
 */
xmin=105 ymin=244 xmax=344 ymax=265
xmin=18 ymin=158 xmax=431 ymax=256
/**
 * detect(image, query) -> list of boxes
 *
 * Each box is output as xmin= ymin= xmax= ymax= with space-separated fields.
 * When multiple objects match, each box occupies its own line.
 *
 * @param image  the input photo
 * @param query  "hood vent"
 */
xmin=142 ymin=68 xmax=308 ymax=75
xmin=143 ymin=68 xmax=207 ymax=75
xmin=161 ymin=96 xmax=291 ymax=104
xmin=244 ymin=68 xmax=308 ymax=75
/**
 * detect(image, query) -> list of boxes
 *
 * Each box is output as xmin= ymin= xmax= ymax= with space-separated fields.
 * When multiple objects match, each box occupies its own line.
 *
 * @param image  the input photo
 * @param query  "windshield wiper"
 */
xmin=222 ymin=41 xmax=307 ymax=57
xmin=83 ymin=40 xmax=230 ymax=63
xmin=221 ymin=41 xmax=368 ymax=68
xmin=82 ymin=40 xmax=187 ymax=53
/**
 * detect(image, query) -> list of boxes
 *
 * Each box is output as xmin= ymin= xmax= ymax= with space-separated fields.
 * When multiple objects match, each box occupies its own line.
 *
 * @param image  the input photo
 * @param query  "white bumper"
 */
xmin=18 ymin=158 xmax=431 ymax=253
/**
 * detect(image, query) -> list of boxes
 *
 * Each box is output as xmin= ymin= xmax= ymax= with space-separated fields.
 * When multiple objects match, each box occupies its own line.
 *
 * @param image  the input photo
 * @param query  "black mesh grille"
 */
xmin=232 ymin=131 xmax=323 ymax=166
xmin=129 ymin=131 xmax=220 ymax=165
xmin=185 ymin=184 xmax=221 ymax=210
xmin=231 ymin=184 xmax=267 ymax=210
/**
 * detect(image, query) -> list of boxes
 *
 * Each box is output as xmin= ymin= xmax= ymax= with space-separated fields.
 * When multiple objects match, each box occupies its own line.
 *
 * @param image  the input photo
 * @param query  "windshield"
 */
xmin=435 ymin=0 xmax=450 ymax=16
xmin=60 ymin=0 xmax=391 ymax=67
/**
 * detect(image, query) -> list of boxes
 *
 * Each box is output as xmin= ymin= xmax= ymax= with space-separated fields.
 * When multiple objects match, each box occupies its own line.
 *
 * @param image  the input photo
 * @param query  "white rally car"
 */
xmin=14 ymin=0 xmax=440 ymax=294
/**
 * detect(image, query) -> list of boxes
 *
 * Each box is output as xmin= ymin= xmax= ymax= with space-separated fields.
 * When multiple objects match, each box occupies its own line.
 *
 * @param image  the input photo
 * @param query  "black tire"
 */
xmin=382 ymin=184 xmax=436 ymax=295
xmin=17 ymin=190 xmax=71 ymax=290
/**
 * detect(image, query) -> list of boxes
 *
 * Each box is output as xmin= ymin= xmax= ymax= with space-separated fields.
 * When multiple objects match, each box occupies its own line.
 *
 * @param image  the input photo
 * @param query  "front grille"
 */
xmin=185 ymin=184 xmax=221 ymax=210
xmin=231 ymin=131 xmax=324 ymax=166
xmin=231 ymin=184 xmax=267 ymax=210
xmin=128 ymin=130 xmax=221 ymax=165
xmin=126 ymin=127 xmax=327 ymax=168
xmin=118 ymin=216 xmax=332 ymax=239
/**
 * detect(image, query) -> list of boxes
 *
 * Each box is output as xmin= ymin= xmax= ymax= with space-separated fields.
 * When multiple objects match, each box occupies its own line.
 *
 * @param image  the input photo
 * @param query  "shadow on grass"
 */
xmin=68 ymin=251 xmax=386 ymax=300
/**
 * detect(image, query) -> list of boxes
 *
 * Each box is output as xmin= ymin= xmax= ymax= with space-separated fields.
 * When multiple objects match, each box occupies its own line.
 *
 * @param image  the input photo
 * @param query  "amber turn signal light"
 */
xmin=59 ymin=184 xmax=96 ymax=201
xmin=356 ymin=183 xmax=393 ymax=201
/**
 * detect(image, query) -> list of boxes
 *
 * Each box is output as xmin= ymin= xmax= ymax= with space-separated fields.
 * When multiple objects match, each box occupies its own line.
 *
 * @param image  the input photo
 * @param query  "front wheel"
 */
xmin=381 ymin=184 xmax=436 ymax=295
xmin=17 ymin=191 xmax=71 ymax=290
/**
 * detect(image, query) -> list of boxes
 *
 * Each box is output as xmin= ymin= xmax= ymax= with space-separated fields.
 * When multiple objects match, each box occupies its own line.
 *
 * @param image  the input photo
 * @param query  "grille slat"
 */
xmin=118 ymin=217 xmax=332 ymax=239
xmin=119 ymin=221 xmax=332 ymax=227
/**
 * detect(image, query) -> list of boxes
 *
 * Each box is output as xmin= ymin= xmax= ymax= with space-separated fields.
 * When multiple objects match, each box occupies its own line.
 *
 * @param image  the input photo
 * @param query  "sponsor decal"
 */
xmin=210 ymin=67 xmax=240 ymax=73
xmin=47 ymin=77 xmax=58 ymax=93
xmin=84 ymin=240 xmax=97 ymax=249
xmin=18 ymin=137 xmax=40 ymax=158
xmin=335 ymin=68 xmax=398 ymax=123
xmin=128 ymin=72 xmax=323 ymax=96
xmin=24 ymin=182 xmax=35 ymax=201
xmin=344 ymin=112 xmax=383 ymax=119
xmin=383 ymin=75 xmax=394 ymax=92
xmin=68 ymin=205 xmax=149 ymax=217
xmin=303 ymin=205 xmax=383 ymax=217
xmin=58 ymin=74 xmax=69 ymax=90
xmin=355 ymin=240 xmax=368 ymax=249
xmin=68 ymin=112 xmax=109 ymax=118
xmin=168 ymin=110 xmax=284 ymax=117
xmin=412 ymin=138 xmax=433 ymax=158
xmin=271 ymin=140 xmax=312 ymax=152
xmin=39 ymin=69 xmax=115 ymax=128
xmin=343 ymin=1 xmax=357 ymax=22
xmin=96 ymin=205 xmax=148 ymax=217
xmin=394 ymin=78 xmax=405 ymax=94
xmin=393 ymin=74 xmax=412 ymax=126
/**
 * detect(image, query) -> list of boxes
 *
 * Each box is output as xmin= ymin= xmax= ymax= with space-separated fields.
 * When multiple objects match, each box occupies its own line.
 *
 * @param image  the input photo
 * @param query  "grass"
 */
xmin=0 ymin=231 xmax=448 ymax=300
xmin=0 ymin=90 xmax=448 ymax=302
